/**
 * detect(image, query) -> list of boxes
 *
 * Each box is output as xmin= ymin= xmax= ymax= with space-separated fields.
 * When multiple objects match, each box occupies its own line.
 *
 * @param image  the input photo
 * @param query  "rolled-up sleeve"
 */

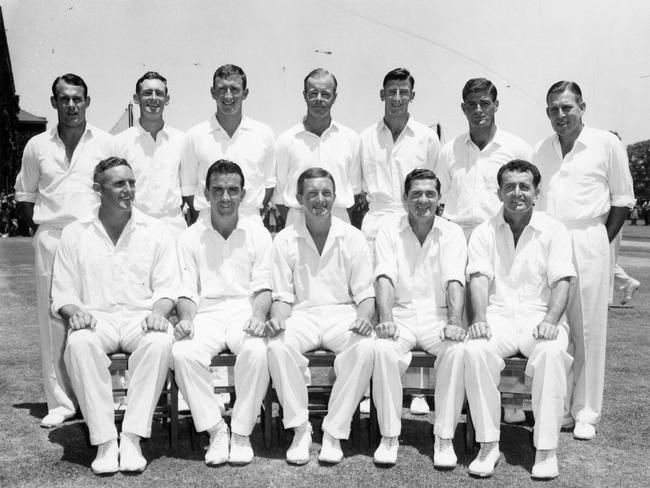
xmin=14 ymin=139 xmax=40 ymax=203
xmin=426 ymin=132 xmax=441 ymax=171
xmin=150 ymin=229 xmax=179 ymax=304
xmin=441 ymin=224 xmax=468 ymax=288
xmin=176 ymin=232 xmax=200 ymax=304
xmin=250 ymin=228 xmax=272 ymax=295
xmin=546 ymin=222 xmax=577 ymax=287
xmin=607 ymin=138 xmax=635 ymax=208
xmin=349 ymin=232 xmax=375 ymax=305
xmin=436 ymin=146 xmax=451 ymax=204
xmin=51 ymin=227 xmax=84 ymax=316
xmin=466 ymin=223 xmax=494 ymax=281
xmin=271 ymin=235 xmax=296 ymax=304
xmin=374 ymin=227 xmax=398 ymax=284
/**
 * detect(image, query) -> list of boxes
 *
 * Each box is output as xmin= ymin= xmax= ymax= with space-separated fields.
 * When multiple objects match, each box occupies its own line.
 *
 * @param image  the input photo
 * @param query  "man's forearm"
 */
xmin=182 ymin=195 xmax=198 ymax=225
xmin=446 ymin=280 xmax=465 ymax=327
xmin=58 ymin=304 xmax=83 ymax=320
xmin=176 ymin=297 xmax=197 ymax=322
xmin=262 ymin=188 xmax=275 ymax=209
xmin=356 ymin=297 xmax=375 ymax=322
xmin=16 ymin=201 xmax=35 ymax=228
xmin=542 ymin=278 xmax=571 ymax=325
xmin=605 ymin=206 xmax=630 ymax=242
xmin=251 ymin=290 xmax=272 ymax=320
xmin=375 ymin=276 xmax=395 ymax=323
xmin=469 ymin=273 xmax=489 ymax=323
xmin=270 ymin=300 xmax=292 ymax=321
xmin=151 ymin=298 xmax=175 ymax=318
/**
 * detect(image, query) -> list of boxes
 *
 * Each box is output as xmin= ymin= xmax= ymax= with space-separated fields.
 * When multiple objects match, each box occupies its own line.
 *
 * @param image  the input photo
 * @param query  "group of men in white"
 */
xmin=14 ymin=65 xmax=634 ymax=480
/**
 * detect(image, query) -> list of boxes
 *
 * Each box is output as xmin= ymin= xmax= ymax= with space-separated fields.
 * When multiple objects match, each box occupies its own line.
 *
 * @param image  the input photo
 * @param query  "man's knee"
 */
xmin=65 ymin=328 xmax=96 ymax=354
xmin=142 ymin=330 xmax=173 ymax=353
xmin=237 ymin=335 xmax=268 ymax=360
xmin=463 ymin=338 xmax=492 ymax=364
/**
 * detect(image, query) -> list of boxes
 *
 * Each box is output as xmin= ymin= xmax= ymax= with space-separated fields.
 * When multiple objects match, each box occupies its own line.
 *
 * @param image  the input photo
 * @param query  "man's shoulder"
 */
xmin=440 ymin=133 xmax=469 ymax=154
xmin=581 ymin=126 xmax=622 ymax=147
xmin=25 ymin=129 xmax=53 ymax=147
xmin=59 ymin=219 xmax=93 ymax=242
xmin=276 ymin=122 xmax=305 ymax=143
xmin=185 ymin=119 xmax=213 ymax=137
xmin=436 ymin=215 xmax=464 ymax=235
xmin=531 ymin=210 xmax=568 ymax=234
xmin=496 ymin=129 xmax=532 ymax=151
xmin=242 ymin=116 xmax=274 ymax=136
xmin=332 ymin=120 xmax=358 ymax=139
xmin=87 ymin=124 xmax=114 ymax=143
xmin=359 ymin=120 xmax=381 ymax=140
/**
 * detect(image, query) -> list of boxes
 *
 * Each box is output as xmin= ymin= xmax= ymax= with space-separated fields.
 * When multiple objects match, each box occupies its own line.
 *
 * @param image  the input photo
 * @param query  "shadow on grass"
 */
xmin=13 ymin=401 xmax=48 ymax=421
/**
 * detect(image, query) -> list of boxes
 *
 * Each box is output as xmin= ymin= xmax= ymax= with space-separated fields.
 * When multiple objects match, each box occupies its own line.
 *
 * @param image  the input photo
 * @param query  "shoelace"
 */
xmin=382 ymin=437 xmax=398 ymax=448
xmin=231 ymin=434 xmax=248 ymax=447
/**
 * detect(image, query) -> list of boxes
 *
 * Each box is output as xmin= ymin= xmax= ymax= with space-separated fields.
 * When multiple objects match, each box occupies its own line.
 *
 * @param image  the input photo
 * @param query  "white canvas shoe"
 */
xmin=503 ymin=407 xmax=526 ymax=423
xmin=573 ymin=422 xmax=596 ymax=440
xmin=119 ymin=432 xmax=146 ymax=472
xmin=286 ymin=422 xmax=312 ymax=465
xmin=531 ymin=449 xmax=559 ymax=479
xmin=373 ymin=436 xmax=399 ymax=465
xmin=91 ymin=439 xmax=119 ymax=475
xmin=433 ymin=435 xmax=457 ymax=468
xmin=468 ymin=442 xmax=500 ymax=477
xmin=318 ymin=431 xmax=343 ymax=464
xmin=205 ymin=421 xmax=229 ymax=466
xmin=229 ymin=433 xmax=253 ymax=465
xmin=409 ymin=396 xmax=430 ymax=415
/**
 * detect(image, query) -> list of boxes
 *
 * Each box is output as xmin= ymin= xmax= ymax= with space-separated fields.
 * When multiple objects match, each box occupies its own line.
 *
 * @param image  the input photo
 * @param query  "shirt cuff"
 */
xmin=14 ymin=190 xmax=37 ymax=203
xmin=374 ymin=264 xmax=396 ymax=284
xmin=180 ymin=185 xmax=196 ymax=196
xmin=352 ymin=286 xmax=375 ymax=306
xmin=272 ymin=291 xmax=295 ymax=304
xmin=610 ymin=195 xmax=636 ymax=208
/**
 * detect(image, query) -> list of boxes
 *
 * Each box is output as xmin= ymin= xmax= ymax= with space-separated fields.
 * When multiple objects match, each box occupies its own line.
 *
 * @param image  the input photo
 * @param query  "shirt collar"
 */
xmin=134 ymin=119 xmax=169 ymax=140
xmin=295 ymin=214 xmax=346 ymax=241
xmin=398 ymin=213 xmax=445 ymax=237
xmin=463 ymin=126 xmax=503 ymax=148
xmin=197 ymin=209 xmax=247 ymax=237
xmin=50 ymin=123 xmax=94 ymax=143
xmin=209 ymin=115 xmax=251 ymax=134
xmin=300 ymin=118 xmax=340 ymax=136
xmin=378 ymin=116 xmax=415 ymax=137
xmin=91 ymin=207 xmax=148 ymax=242
xmin=496 ymin=207 xmax=544 ymax=231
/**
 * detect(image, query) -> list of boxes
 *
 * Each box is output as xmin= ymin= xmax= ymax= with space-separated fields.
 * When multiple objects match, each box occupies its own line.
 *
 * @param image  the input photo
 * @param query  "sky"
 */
xmin=3 ymin=0 xmax=650 ymax=146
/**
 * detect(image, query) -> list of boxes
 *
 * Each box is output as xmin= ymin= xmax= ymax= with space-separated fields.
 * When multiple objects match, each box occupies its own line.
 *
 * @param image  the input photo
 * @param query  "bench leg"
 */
xmin=170 ymin=371 xmax=179 ymax=452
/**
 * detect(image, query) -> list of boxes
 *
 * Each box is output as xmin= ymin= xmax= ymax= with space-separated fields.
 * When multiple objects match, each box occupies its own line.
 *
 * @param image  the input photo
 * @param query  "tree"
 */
xmin=627 ymin=140 xmax=650 ymax=202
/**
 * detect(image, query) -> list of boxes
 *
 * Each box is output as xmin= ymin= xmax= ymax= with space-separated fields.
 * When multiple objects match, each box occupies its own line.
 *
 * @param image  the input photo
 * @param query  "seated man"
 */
xmin=464 ymin=160 xmax=575 ymax=479
xmin=266 ymin=167 xmax=375 ymax=465
xmin=373 ymin=169 xmax=467 ymax=466
xmin=52 ymin=157 xmax=177 ymax=475
xmin=172 ymin=160 xmax=272 ymax=466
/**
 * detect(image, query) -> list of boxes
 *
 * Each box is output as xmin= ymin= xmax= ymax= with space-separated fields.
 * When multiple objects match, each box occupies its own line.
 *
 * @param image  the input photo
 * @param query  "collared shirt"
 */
xmin=114 ymin=121 xmax=185 ymax=223
xmin=180 ymin=116 xmax=276 ymax=212
xmin=437 ymin=128 xmax=532 ymax=226
xmin=271 ymin=216 xmax=374 ymax=310
xmin=177 ymin=213 xmax=272 ymax=307
xmin=467 ymin=209 xmax=576 ymax=327
xmin=360 ymin=117 xmax=440 ymax=212
xmin=533 ymin=126 xmax=635 ymax=223
xmin=375 ymin=215 xmax=466 ymax=323
xmin=14 ymin=124 xmax=116 ymax=227
xmin=273 ymin=120 xmax=361 ymax=209
xmin=51 ymin=209 xmax=178 ymax=315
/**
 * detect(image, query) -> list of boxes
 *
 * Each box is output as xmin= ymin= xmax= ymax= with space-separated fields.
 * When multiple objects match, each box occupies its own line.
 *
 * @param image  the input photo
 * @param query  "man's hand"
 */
xmin=174 ymin=319 xmax=194 ymax=341
xmin=141 ymin=313 xmax=170 ymax=332
xmin=468 ymin=321 xmax=491 ymax=339
xmin=265 ymin=317 xmax=286 ymax=338
xmin=533 ymin=321 xmax=559 ymax=340
xmin=244 ymin=316 xmax=267 ymax=337
xmin=349 ymin=317 xmax=373 ymax=337
xmin=441 ymin=324 xmax=467 ymax=342
xmin=375 ymin=320 xmax=399 ymax=340
xmin=67 ymin=311 xmax=96 ymax=331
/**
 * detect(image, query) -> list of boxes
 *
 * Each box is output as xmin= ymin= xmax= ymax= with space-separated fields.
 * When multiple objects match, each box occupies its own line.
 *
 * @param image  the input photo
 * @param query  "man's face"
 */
xmin=498 ymin=170 xmax=539 ymax=215
xmin=303 ymin=76 xmax=337 ymax=119
xmin=134 ymin=78 xmax=169 ymax=118
xmin=211 ymin=75 xmax=248 ymax=117
xmin=205 ymin=172 xmax=245 ymax=219
xmin=461 ymin=90 xmax=498 ymax=130
xmin=297 ymin=177 xmax=335 ymax=220
xmin=546 ymin=90 xmax=585 ymax=139
xmin=94 ymin=165 xmax=135 ymax=214
xmin=50 ymin=80 xmax=90 ymax=129
xmin=380 ymin=79 xmax=414 ymax=118
xmin=404 ymin=179 xmax=440 ymax=221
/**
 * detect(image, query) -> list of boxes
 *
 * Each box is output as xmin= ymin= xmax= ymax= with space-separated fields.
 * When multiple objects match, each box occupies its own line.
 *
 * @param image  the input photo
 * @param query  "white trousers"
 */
xmin=464 ymin=320 xmax=572 ymax=449
xmin=566 ymin=222 xmax=610 ymax=425
xmin=171 ymin=300 xmax=269 ymax=435
xmin=373 ymin=314 xmax=465 ymax=438
xmin=34 ymin=225 xmax=76 ymax=416
xmin=64 ymin=310 xmax=173 ymax=445
xmin=267 ymin=305 xmax=374 ymax=439
xmin=609 ymin=231 xmax=635 ymax=303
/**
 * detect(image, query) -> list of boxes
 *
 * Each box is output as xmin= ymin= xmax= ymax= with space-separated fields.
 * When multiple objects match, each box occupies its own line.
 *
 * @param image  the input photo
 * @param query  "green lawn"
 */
xmin=1 ymin=225 xmax=648 ymax=487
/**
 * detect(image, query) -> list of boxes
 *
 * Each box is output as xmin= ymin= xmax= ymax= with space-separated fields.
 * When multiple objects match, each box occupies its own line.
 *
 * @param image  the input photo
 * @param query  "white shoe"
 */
xmin=359 ymin=397 xmax=370 ymax=414
xmin=503 ymin=407 xmax=526 ymax=424
xmin=286 ymin=422 xmax=312 ymax=465
xmin=119 ymin=432 xmax=146 ymax=472
xmin=621 ymin=278 xmax=640 ymax=305
xmin=373 ymin=436 xmax=399 ymax=465
xmin=318 ymin=431 xmax=343 ymax=464
xmin=205 ymin=421 xmax=230 ymax=466
xmin=409 ymin=396 xmax=430 ymax=415
xmin=531 ymin=449 xmax=559 ymax=479
xmin=573 ymin=422 xmax=596 ymax=440
xmin=91 ymin=439 xmax=118 ymax=475
xmin=468 ymin=442 xmax=500 ymax=477
xmin=40 ymin=410 xmax=74 ymax=428
xmin=433 ymin=435 xmax=457 ymax=468
xmin=229 ymin=433 xmax=253 ymax=465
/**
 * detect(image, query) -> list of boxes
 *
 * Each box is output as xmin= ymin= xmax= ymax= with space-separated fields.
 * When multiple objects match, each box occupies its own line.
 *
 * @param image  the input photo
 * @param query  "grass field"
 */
xmin=1 ymin=224 xmax=648 ymax=488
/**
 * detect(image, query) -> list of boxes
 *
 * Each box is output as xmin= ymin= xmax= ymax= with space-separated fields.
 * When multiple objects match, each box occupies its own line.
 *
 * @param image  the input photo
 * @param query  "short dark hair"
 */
xmin=52 ymin=73 xmax=89 ymax=99
xmin=497 ymin=159 xmax=541 ymax=189
xmin=462 ymin=78 xmax=497 ymax=102
xmin=383 ymin=67 xmax=414 ymax=90
xmin=135 ymin=71 xmax=168 ymax=94
xmin=93 ymin=157 xmax=132 ymax=183
xmin=205 ymin=160 xmax=245 ymax=190
xmin=546 ymin=80 xmax=583 ymax=105
xmin=303 ymin=68 xmax=338 ymax=92
xmin=404 ymin=168 xmax=441 ymax=195
xmin=297 ymin=167 xmax=336 ymax=195
xmin=213 ymin=64 xmax=247 ymax=90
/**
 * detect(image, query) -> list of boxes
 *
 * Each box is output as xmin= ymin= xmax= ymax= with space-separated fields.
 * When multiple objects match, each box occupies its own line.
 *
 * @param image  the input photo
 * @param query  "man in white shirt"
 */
xmin=274 ymin=68 xmax=361 ymax=225
xmin=372 ymin=169 xmax=467 ymax=466
xmin=437 ymin=78 xmax=532 ymax=240
xmin=115 ymin=71 xmax=186 ymax=233
xmin=52 ymin=157 xmax=176 ymax=475
xmin=360 ymin=67 xmax=442 ymax=415
xmin=266 ymin=168 xmax=375 ymax=465
xmin=172 ymin=160 xmax=273 ymax=466
xmin=533 ymin=81 xmax=635 ymax=440
xmin=464 ymin=160 xmax=575 ymax=479
xmin=14 ymin=73 xmax=115 ymax=428
xmin=180 ymin=64 xmax=275 ymax=223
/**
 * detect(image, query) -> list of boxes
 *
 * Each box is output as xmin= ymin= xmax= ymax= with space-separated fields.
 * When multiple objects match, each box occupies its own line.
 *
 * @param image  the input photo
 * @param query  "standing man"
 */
xmin=359 ymin=67 xmax=441 ymax=415
xmin=14 ymin=73 xmax=115 ymax=428
xmin=533 ymin=81 xmax=635 ymax=440
xmin=372 ymin=169 xmax=467 ymax=466
xmin=172 ymin=160 xmax=273 ymax=466
xmin=115 ymin=71 xmax=186 ymax=233
xmin=266 ymin=168 xmax=375 ymax=465
xmin=274 ymin=68 xmax=361 ymax=225
xmin=464 ymin=160 xmax=575 ymax=479
xmin=181 ymin=64 xmax=275 ymax=223
xmin=437 ymin=78 xmax=532 ymax=240
xmin=52 ymin=158 xmax=176 ymax=474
